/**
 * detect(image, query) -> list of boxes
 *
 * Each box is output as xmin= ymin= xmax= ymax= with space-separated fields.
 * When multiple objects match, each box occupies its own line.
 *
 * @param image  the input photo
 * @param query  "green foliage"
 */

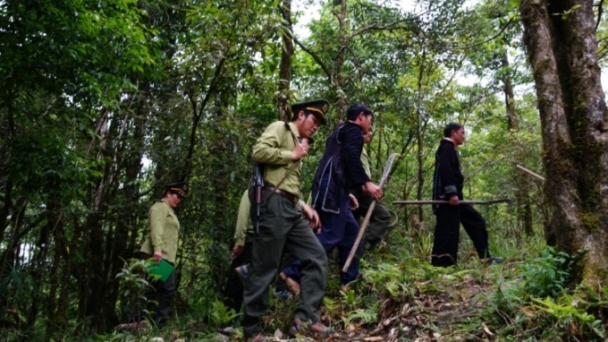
xmin=485 ymin=247 xmax=606 ymax=341
xmin=490 ymin=247 xmax=576 ymax=316
xmin=531 ymin=296 xmax=604 ymax=339
xmin=552 ymin=4 xmax=582 ymax=21
xmin=115 ymin=258 xmax=154 ymax=322
xmin=507 ymin=0 xmax=522 ymax=10
xmin=362 ymin=262 xmax=417 ymax=300
xmin=208 ymin=299 xmax=241 ymax=327
xmin=0 ymin=0 xmax=157 ymax=106
xmin=521 ymin=247 xmax=577 ymax=299
xmin=0 ymin=0 xmax=603 ymax=340
xmin=346 ymin=305 xmax=378 ymax=325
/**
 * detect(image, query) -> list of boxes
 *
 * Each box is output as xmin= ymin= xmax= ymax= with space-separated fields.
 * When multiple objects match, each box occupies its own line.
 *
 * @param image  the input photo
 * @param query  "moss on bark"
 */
xmin=521 ymin=0 xmax=608 ymax=286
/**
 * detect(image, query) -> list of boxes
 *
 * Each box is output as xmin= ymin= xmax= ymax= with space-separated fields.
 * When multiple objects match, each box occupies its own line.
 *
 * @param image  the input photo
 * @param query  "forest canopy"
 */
xmin=1 ymin=0 xmax=608 ymax=341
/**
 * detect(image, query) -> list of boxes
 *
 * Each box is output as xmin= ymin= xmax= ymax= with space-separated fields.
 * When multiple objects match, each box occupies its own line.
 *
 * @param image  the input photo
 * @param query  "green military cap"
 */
xmin=165 ymin=182 xmax=188 ymax=198
xmin=291 ymin=99 xmax=330 ymax=124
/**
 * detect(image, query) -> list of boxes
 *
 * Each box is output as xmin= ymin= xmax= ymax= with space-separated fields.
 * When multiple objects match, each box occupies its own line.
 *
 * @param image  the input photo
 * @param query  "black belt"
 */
xmin=263 ymin=185 xmax=298 ymax=203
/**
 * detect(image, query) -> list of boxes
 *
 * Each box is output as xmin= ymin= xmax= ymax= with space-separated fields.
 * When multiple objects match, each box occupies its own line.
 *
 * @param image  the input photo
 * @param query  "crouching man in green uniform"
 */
xmin=242 ymin=100 xmax=332 ymax=342
xmin=351 ymin=130 xmax=394 ymax=251
xmin=134 ymin=182 xmax=187 ymax=326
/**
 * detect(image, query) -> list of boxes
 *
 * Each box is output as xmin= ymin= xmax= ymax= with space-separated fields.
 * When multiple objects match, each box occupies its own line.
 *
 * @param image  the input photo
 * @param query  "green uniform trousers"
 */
xmin=350 ymin=186 xmax=392 ymax=250
xmin=242 ymin=190 xmax=328 ymax=336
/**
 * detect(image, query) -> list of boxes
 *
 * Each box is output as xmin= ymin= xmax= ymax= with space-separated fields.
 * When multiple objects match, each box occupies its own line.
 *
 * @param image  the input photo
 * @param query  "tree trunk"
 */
xmin=415 ymin=54 xmax=426 ymax=222
xmin=502 ymin=48 xmax=534 ymax=236
xmin=78 ymin=108 xmax=116 ymax=332
xmin=0 ymin=180 xmax=12 ymax=247
xmin=45 ymin=197 xmax=66 ymax=337
xmin=520 ymin=0 xmax=608 ymax=285
xmin=107 ymin=92 xmax=148 ymax=324
xmin=334 ymin=0 xmax=348 ymax=121
xmin=502 ymin=50 xmax=518 ymax=131
xmin=278 ymin=0 xmax=293 ymax=121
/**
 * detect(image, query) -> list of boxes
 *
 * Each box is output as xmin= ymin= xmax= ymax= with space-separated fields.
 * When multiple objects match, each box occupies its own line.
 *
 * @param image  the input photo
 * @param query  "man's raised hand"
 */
xmin=292 ymin=140 xmax=310 ymax=161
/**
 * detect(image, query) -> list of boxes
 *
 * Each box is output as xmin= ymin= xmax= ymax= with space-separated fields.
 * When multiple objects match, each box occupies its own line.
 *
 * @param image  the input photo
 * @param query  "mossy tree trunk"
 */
xmin=520 ymin=0 xmax=608 ymax=285
xmin=277 ymin=0 xmax=293 ymax=121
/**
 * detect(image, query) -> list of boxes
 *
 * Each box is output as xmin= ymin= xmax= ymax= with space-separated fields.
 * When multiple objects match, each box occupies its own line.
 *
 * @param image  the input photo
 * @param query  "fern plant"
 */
xmin=208 ymin=299 xmax=241 ymax=327
xmin=531 ymin=296 xmax=605 ymax=340
xmin=346 ymin=306 xmax=378 ymax=325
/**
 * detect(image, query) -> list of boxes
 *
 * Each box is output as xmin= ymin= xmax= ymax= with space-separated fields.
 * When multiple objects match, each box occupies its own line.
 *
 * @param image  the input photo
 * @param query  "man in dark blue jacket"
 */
xmin=309 ymin=103 xmax=383 ymax=287
xmin=431 ymin=122 xmax=502 ymax=267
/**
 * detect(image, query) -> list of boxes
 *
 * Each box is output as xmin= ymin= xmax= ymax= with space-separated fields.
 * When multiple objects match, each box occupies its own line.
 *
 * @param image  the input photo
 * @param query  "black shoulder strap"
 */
xmin=284 ymin=121 xmax=299 ymax=145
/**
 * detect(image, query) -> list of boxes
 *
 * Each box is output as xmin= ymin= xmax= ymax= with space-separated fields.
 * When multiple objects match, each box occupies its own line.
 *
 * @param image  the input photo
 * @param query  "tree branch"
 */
xmin=182 ymin=57 xmax=226 ymax=180
xmin=463 ymin=17 xmax=515 ymax=50
xmin=347 ymin=18 xmax=413 ymax=40
xmin=293 ymin=36 xmax=333 ymax=83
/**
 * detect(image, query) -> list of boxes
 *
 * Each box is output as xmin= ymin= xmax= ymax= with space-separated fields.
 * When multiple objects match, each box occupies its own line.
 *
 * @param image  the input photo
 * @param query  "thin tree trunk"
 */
xmin=45 ymin=198 xmax=64 ymax=337
xmin=26 ymin=218 xmax=50 ymax=328
xmin=334 ymin=0 xmax=348 ymax=120
xmin=278 ymin=0 xmax=293 ymax=121
xmin=0 ymin=180 xmax=12 ymax=246
xmin=415 ymin=53 xmax=426 ymax=222
xmin=0 ymin=197 xmax=27 ymax=276
xmin=502 ymin=49 xmax=534 ymax=236
xmin=523 ymin=197 xmax=533 ymax=236
xmin=502 ymin=51 xmax=518 ymax=131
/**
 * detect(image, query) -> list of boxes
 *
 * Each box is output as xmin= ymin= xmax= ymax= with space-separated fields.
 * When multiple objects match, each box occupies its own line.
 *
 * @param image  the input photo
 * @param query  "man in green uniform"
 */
xmin=351 ymin=130 xmax=394 ymax=250
xmin=223 ymin=189 xmax=301 ymax=319
xmin=222 ymin=190 xmax=253 ymax=315
xmin=134 ymin=182 xmax=187 ymax=326
xmin=242 ymin=100 xmax=331 ymax=341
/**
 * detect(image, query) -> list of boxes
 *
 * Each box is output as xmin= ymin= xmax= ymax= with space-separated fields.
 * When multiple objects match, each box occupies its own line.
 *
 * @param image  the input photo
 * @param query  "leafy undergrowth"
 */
xmin=99 ymin=232 xmax=608 ymax=342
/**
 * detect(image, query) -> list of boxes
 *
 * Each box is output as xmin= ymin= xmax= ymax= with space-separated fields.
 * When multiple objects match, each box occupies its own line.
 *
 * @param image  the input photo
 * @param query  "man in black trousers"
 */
xmin=431 ymin=123 xmax=502 ymax=267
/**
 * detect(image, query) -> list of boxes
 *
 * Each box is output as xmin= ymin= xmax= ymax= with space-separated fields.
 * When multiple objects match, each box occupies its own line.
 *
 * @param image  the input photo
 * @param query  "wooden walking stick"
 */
xmin=393 ymin=199 xmax=512 ymax=205
xmin=342 ymin=153 xmax=400 ymax=273
xmin=516 ymin=164 xmax=545 ymax=182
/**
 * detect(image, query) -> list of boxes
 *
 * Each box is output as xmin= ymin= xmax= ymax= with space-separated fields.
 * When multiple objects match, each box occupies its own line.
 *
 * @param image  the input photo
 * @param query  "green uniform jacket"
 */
xmin=234 ymin=189 xmax=254 ymax=247
xmin=140 ymin=201 xmax=180 ymax=264
xmin=361 ymin=148 xmax=372 ymax=178
xmin=252 ymin=121 xmax=302 ymax=198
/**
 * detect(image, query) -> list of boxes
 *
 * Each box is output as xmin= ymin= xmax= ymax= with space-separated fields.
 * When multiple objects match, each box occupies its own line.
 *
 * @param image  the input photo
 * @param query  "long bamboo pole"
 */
xmin=392 ymin=199 xmax=512 ymax=205
xmin=516 ymin=164 xmax=545 ymax=181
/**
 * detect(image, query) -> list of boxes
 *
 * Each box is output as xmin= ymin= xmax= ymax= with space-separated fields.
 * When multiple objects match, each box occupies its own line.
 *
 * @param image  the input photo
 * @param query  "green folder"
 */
xmin=147 ymin=259 xmax=175 ymax=282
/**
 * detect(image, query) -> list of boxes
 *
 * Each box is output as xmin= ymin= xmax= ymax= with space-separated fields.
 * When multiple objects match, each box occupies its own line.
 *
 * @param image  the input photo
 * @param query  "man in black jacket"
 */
xmin=431 ymin=123 xmax=502 ymax=267
xmin=309 ymin=103 xmax=383 ymax=287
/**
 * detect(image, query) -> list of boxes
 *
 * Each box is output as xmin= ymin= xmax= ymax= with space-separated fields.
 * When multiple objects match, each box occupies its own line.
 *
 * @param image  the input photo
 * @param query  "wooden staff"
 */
xmin=516 ymin=164 xmax=545 ymax=181
xmin=342 ymin=153 xmax=400 ymax=273
xmin=393 ymin=199 xmax=512 ymax=205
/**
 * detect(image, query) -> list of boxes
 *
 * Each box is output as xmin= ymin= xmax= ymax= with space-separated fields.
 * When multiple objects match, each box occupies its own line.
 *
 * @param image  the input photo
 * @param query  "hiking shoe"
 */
xmin=340 ymin=285 xmax=352 ymax=294
xmin=245 ymin=333 xmax=266 ymax=342
xmin=235 ymin=264 xmax=249 ymax=284
xmin=483 ymin=257 xmax=504 ymax=265
xmin=273 ymin=289 xmax=291 ymax=300
xmin=279 ymin=272 xmax=300 ymax=296
xmin=288 ymin=318 xmax=334 ymax=338
xmin=218 ymin=325 xmax=235 ymax=335
xmin=115 ymin=320 xmax=150 ymax=334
